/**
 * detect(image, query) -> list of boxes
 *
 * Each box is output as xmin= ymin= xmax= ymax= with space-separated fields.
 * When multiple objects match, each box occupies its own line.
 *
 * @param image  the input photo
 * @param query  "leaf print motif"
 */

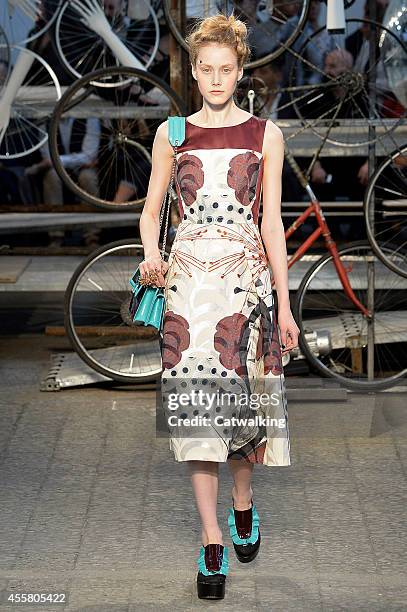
xmin=172 ymin=250 xmax=207 ymax=277
xmin=227 ymin=152 xmax=260 ymax=206
xmin=214 ymin=313 xmax=249 ymax=377
xmin=177 ymin=153 xmax=204 ymax=206
xmin=162 ymin=311 xmax=190 ymax=369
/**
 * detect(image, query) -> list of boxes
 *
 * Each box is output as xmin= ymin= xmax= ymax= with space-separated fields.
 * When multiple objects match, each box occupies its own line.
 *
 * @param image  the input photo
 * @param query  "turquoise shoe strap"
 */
xmin=197 ymin=545 xmax=229 ymax=576
xmin=227 ymin=504 xmax=260 ymax=545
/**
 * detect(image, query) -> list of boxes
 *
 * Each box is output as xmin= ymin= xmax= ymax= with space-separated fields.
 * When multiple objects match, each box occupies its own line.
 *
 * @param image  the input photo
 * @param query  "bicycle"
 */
xmin=364 ymin=144 xmax=407 ymax=279
xmin=62 ymin=124 xmax=407 ymax=390
xmin=53 ymin=0 xmax=160 ymax=82
xmin=48 ymin=66 xmax=187 ymax=209
xmin=61 ymin=7 xmax=407 ymax=389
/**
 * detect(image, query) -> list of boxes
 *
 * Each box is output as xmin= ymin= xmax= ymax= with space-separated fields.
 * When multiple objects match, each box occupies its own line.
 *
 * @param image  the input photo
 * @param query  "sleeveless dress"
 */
xmin=161 ymin=115 xmax=291 ymax=467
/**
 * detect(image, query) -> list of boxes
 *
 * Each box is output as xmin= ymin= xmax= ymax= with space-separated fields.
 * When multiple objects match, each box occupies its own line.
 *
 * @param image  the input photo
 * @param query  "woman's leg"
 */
xmin=227 ymin=459 xmax=254 ymax=510
xmin=188 ymin=460 xmax=223 ymax=547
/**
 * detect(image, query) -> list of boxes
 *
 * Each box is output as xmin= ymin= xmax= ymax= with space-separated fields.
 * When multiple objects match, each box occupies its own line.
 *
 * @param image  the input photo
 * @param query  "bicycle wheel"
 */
xmin=49 ymin=66 xmax=186 ymax=209
xmin=0 ymin=45 xmax=61 ymax=160
xmin=286 ymin=19 xmax=406 ymax=147
xmin=163 ymin=0 xmax=310 ymax=69
xmin=294 ymin=240 xmax=407 ymax=390
xmin=64 ymin=239 xmax=169 ymax=382
xmin=365 ymin=145 xmax=407 ymax=279
xmin=55 ymin=0 xmax=160 ymax=83
xmin=235 ymin=75 xmax=270 ymax=115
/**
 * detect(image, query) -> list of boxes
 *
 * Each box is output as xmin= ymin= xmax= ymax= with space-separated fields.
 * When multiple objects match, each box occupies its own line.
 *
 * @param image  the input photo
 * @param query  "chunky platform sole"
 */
xmin=233 ymin=530 xmax=261 ymax=563
xmin=197 ymin=573 xmax=226 ymax=599
xmin=228 ymin=497 xmax=261 ymax=563
xmin=196 ymin=543 xmax=228 ymax=599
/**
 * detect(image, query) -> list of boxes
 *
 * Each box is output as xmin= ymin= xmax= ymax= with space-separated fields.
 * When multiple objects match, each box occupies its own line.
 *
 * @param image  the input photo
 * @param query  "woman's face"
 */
xmin=192 ymin=43 xmax=243 ymax=104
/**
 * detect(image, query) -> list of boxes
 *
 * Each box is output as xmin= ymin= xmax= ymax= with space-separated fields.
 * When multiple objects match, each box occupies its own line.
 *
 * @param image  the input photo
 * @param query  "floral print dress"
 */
xmin=161 ymin=115 xmax=291 ymax=467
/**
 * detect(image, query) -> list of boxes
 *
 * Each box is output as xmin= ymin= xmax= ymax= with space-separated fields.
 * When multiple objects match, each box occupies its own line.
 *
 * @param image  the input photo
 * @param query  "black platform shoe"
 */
xmin=227 ymin=497 xmax=261 ymax=563
xmin=196 ymin=543 xmax=229 ymax=600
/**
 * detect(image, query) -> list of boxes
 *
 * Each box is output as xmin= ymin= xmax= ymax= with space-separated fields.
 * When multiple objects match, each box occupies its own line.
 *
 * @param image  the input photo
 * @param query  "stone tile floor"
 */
xmin=0 ymin=335 xmax=406 ymax=611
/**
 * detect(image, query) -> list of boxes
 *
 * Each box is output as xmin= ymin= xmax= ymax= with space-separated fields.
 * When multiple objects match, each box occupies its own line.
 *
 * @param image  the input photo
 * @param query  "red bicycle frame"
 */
xmin=272 ymin=197 xmax=371 ymax=318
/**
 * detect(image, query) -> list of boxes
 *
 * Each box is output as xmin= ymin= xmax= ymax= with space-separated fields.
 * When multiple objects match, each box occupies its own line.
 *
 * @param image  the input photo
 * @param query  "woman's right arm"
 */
xmin=139 ymin=119 xmax=175 ymax=287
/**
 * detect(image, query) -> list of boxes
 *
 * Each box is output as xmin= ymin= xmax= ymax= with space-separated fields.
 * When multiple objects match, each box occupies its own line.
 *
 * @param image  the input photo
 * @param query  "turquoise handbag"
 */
xmin=128 ymin=116 xmax=186 ymax=332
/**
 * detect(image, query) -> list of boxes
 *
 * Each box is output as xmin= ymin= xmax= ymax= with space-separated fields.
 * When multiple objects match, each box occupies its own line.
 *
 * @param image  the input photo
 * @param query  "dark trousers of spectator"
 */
xmin=0 ymin=167 xmax=21 ymax=204
xmin=44 ymin=167 xmax=101 ymax=246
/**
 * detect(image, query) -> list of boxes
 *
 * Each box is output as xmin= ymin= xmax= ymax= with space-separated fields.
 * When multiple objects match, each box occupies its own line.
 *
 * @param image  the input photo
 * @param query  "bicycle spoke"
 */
xmin=49 ymin=66 xmax=185 ymax=208
xmin=296 ymin=243 xmax=407 ymax=389
xmin=66 ymin=242 xmax=162 ymax=380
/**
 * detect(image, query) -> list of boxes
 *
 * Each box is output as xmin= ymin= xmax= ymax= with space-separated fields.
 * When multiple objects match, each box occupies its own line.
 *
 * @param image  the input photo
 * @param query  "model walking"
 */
xmin=139 ymin=12 xmax=299 ymax=600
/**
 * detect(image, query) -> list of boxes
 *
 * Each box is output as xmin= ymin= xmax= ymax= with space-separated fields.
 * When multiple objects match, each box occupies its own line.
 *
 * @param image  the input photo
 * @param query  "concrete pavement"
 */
xmin=0 ymin=334 xmax=406 ymax=611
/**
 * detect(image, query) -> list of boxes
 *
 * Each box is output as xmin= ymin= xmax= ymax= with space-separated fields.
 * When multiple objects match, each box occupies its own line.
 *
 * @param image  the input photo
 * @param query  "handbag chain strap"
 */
xmin=159 ymin=140 xmax=179 ymax=261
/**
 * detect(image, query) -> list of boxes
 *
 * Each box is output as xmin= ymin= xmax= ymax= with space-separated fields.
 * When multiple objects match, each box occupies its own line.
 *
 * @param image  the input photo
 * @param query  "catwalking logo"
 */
xmin=158 ymin=376 xmax=289 ymax=438
xmin=167 ymin=413 xmax=287 ymax=429
xmin=166 ymin=389 xmax=281 ymax=411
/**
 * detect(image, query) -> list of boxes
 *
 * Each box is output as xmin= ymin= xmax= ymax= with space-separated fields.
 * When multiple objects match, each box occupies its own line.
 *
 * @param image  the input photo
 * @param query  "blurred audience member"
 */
xmin=26 ymin=19 xmax=74 ymax=86
xmin=0 ymin=58 xmax=8 ymax=87
xmin=279 ymin=0 xmax=335 ymax=87
xmin=346 ymin=0 xmax=403 ymax=118
xmin=25 ymin=118 xmax=101 ymax=246
xmin=0 ymin=162 xmax=21 ymax=205
xmin=252 ymin=58 xmax=285 ymax=120
xmin=234 ymin=0 xmax=299 ymax=60
xmin=274 ymin=0 xmax=336 ymax=118
xmin=97 ymin=119 xmax=151 ymax=203
xmin=252 ymin=60 xmax=305 ymax=203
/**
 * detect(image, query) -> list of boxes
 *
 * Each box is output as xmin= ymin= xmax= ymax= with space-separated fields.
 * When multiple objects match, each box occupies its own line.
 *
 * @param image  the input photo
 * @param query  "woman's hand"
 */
xmin=278 ymin=307 xmax=300 ymax=355
xmin=139 ymin=254 xmax=169 ymax=287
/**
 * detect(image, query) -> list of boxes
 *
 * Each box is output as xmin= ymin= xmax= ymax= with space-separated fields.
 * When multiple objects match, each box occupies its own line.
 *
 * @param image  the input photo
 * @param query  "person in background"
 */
xmin=252 ymin=59 xmax=304 ymax=203
xmin=309 ymin=47 xmax=375 ymax=201
xmin=345 ymin=0 xmax=402 ymax=185
xmin=275 ymin=0 xmax=336 ymax=119
xmin=280 ymin=0 xmax=336 ymax=87
xmin=0 ymin=58 xmax=8 ymax=87
xmin=252 ymin=57 xmax=285 ymax=121
xmin=234 ymin=0 xmax=300 ymax=61
xmin=0 ymin=59 xmax=27 ymax=205
xmin=25 ymin=117 xmax=101 ymax=247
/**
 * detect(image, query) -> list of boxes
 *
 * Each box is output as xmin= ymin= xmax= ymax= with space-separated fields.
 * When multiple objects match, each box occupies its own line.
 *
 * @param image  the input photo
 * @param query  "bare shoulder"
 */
xmin=264 ymin=119 xmax=284 ymax=144
xmin=262 ymin=119 xmax=284 ymax=161
xmin=155 ymin=119 xmax=169 ymax=142
xmin=154 ymin=119 xmax=173 ymax=155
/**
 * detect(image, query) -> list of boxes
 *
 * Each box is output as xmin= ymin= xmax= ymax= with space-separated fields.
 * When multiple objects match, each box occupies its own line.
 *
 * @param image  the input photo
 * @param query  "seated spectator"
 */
xmin=25 ymin=117 xmax=101 ymax=246
xmin=252 ymin=58 xmax=285 ymax=120
xmin=299 ymin=48 xmax=360 ymax=119
xmin=252 ymin=59 xmax=304 ymax=203
xmin=26 ymin=19 xmax=74 ymax=86
xmin=346 ymin=0 xmax=388 ymax=66
xmin=279 ymin=0 xmax=336 ymax=89
xmin=97 ymin=118 xmax=151 ymax=203
xmin=234 ymin=0 xmax=297 ymax=60
xmin=0 ymin=58 xmax=8 ymax=87
xmin=346 ymin=0 xmax=404 ymax=118
xmin=248 ymin=0 xmax=336 ymax=119
xmin=310 ymin=154 xmax=368 ymax=202
xmin=0 ymin=162 xmax=21 ymax=205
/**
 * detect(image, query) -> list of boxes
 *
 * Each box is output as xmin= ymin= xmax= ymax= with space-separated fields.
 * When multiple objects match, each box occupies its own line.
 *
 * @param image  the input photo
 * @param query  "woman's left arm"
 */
xmin=260 ymin=120 xmax=299 ymax=354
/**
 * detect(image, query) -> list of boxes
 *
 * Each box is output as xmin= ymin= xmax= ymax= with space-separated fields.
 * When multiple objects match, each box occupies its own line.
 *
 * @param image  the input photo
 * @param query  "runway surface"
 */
xmin=0 ymin=332 xmax=406 ymax=611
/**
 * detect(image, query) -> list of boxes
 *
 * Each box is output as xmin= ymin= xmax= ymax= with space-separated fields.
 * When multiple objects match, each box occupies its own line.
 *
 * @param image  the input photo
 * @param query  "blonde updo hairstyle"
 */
xmin=185 ymin=12 xmax=251 ymax=70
